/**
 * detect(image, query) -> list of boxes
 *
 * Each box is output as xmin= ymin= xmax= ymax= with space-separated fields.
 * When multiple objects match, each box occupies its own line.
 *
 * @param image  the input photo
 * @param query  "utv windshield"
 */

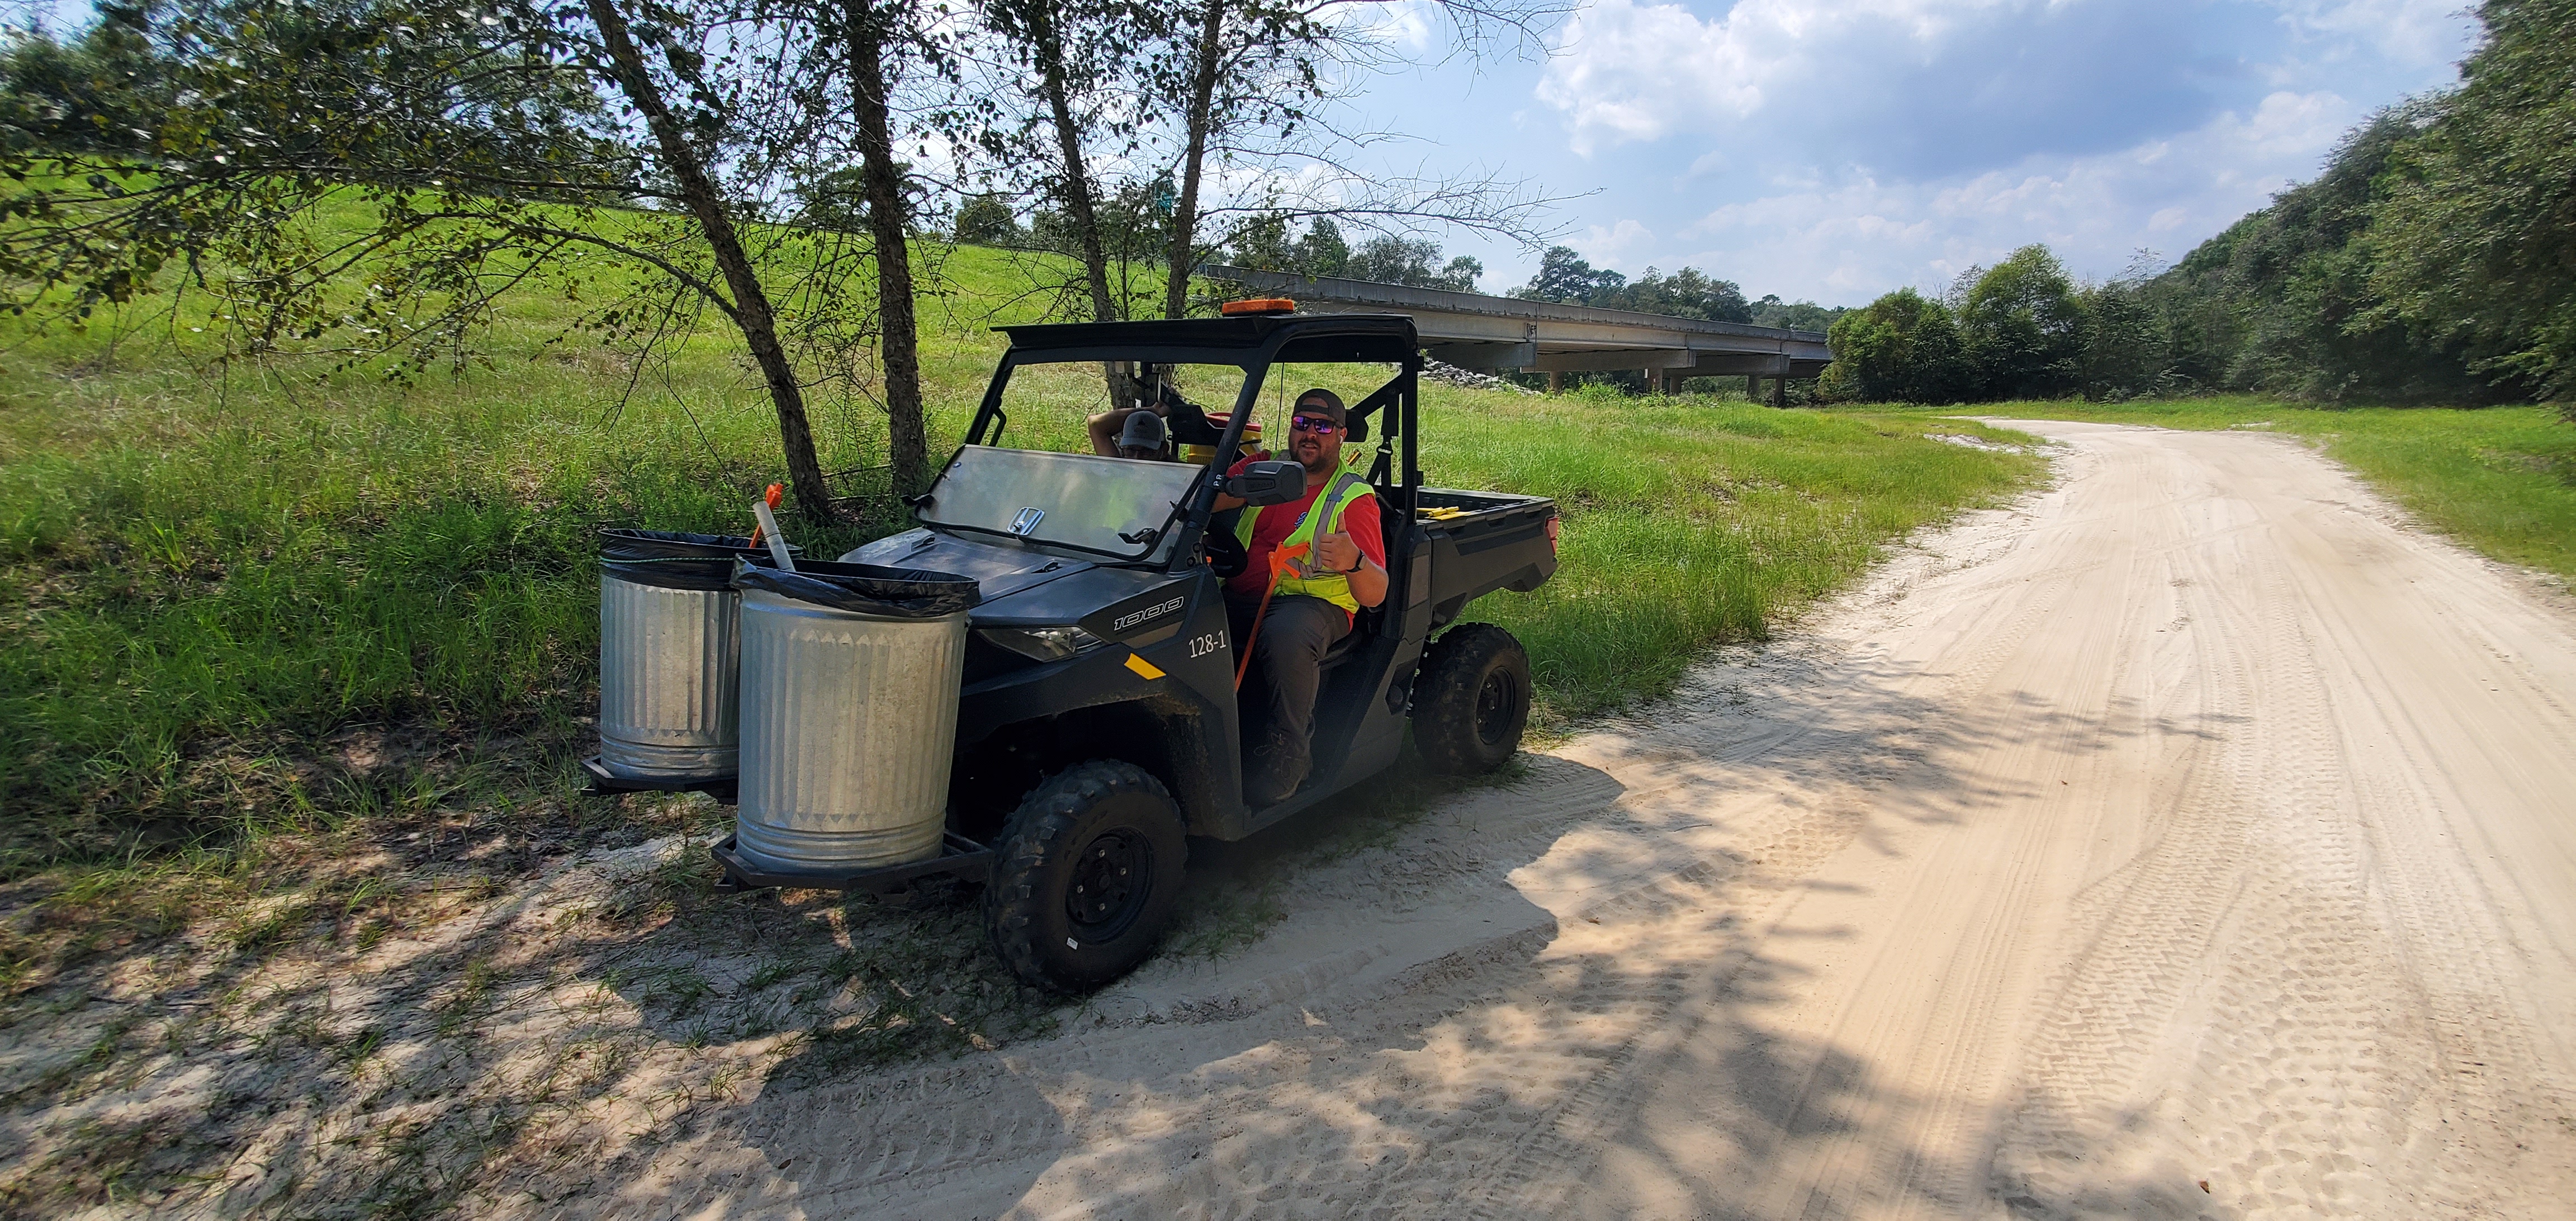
xmin=918 ymin=360 xmax=1255 ymax=562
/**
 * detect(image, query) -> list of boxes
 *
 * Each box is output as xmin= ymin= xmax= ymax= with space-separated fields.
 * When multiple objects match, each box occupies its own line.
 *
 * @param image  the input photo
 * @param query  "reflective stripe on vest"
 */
xmin=1234 ymin=470 xmax=1373 ymax=613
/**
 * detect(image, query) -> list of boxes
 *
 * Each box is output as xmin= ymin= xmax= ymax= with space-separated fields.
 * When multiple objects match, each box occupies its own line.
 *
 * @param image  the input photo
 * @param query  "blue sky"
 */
xmin=1342 ymin=0 xmax=2479 ymax=305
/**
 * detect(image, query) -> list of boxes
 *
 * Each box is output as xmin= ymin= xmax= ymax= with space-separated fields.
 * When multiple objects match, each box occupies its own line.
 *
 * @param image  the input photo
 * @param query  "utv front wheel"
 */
xmin=1412 ymin=623 xmax=1532 ymax=775
xmin=983 ymin=761 xmax=1188 ymax=992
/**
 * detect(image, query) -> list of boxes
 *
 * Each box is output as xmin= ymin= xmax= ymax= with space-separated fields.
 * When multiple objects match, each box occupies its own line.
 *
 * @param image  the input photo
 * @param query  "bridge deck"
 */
xmin=1200 ymin=266 xmax=1832 ymax=382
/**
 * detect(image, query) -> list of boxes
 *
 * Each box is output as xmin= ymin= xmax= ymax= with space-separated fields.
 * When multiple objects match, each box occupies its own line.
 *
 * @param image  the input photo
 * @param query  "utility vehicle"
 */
xmin=711 ymin=307 xmax=1559 ymax=991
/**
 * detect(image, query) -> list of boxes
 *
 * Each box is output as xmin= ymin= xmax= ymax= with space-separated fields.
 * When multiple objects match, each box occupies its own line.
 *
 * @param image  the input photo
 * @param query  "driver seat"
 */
xmin=1316 ymin=488 xmax=1398 ymax=670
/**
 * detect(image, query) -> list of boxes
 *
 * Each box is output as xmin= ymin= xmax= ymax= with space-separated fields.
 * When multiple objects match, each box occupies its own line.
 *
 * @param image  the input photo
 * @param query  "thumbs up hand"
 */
xmin=1315 ymin=528 xmax=1361 ymax=575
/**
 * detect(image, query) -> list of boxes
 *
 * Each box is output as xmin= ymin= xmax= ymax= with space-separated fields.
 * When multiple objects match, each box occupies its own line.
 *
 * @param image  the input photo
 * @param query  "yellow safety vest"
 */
xmin=1234 ymin=470 xmax=1374 ymax=613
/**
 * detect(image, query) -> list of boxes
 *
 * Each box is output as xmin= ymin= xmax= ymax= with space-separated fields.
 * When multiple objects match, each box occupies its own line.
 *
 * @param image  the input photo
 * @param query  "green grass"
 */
xmin=1907 ymin=397 xmax=2576 ymax=579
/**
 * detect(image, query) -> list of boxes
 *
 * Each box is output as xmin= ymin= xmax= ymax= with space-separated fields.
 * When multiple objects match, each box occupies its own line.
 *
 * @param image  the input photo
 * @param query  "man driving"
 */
xmin=1213 ymin=389 xmax=1389 ymax=806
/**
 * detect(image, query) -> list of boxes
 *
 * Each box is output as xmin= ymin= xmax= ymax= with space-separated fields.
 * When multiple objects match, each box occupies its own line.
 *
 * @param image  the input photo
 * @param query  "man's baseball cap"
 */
xmin=1117 ymin=409 xmax=1168 ymax=451
xmin=1291 ymin=388 xmax=1345 ymax=424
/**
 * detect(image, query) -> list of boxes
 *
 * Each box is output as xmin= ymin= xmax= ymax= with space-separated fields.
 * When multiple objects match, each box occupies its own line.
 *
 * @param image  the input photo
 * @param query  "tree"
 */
xmin=0 ymin=0 xmax=878 ymax=520
xmin=1337 ymin=235 xmax=1479 ymax=290
xmin=1599 ymin=266 xmax=1751 ymax=322
xmin=835 ymin=0 xmax=937 ymax=494
xmin=1751 ymin=295 xmax=1844 ymax=332
xmin=1820 ymin=288 xmax=1971 ymax=404
xmin=1225 ymin=212 xmax=1294 ymax=269
xmin=1293 ymin=216 xmax=1348 ymax=276
xmin=2368 ymin=0 xmax=2576 ymax=405
xmin=1512 ymin=245 xmax=1622 ymax=302
xmin=1958 ymin=246 xmax=2087 ymax=400
xmin=954 ymin=193 xmax=1021 ymax=245
xmin=1142 ymin=0 xmax=1564 ymax=319
xmin=2143 ymin=111 xmax=2484 ymax=402
xmin=969 ymin=0 xmax=1139 ymax=330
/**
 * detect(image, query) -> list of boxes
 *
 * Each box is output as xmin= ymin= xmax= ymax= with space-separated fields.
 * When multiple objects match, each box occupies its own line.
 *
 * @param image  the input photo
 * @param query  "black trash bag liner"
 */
xmin=730 ymin=557 xmax=979 ymax=619
xmin=600 ymin=528 xmax=801 ymax=591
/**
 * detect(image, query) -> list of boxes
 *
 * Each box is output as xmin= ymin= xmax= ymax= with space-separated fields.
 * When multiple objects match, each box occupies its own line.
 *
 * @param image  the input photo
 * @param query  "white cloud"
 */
xmin=1573 ymin=218 xmax=1659 ymax=265
xmin=1535 ymin=0 xmax=2465 ymax=170
xmin=1671 ymin=89 xmax=2355 ymax=295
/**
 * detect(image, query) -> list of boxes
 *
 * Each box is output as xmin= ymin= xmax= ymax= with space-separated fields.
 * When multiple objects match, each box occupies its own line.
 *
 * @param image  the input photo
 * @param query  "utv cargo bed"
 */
xmin=1414 ymin=488 xmax=1557 ymax=627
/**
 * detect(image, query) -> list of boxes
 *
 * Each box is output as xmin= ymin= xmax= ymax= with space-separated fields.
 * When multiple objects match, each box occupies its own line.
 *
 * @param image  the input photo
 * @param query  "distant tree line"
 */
xmin=1823 ymin=0 xmax=2574 ymax=412
xmin=1507 ymin=244 xmax=1841 ymax=332
xmin=954 ymin=202 xmax=1489 ymax=292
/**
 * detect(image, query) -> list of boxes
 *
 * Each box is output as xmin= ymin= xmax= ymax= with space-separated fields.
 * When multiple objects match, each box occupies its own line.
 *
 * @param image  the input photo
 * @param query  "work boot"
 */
xmin=1244 ymin=726 xmax=1310 ymax=807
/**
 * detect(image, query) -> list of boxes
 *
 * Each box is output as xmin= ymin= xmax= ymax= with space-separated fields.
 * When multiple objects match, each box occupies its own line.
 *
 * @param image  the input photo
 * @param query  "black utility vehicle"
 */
xmin=717 ymin=308 xmax=1559 ymax=991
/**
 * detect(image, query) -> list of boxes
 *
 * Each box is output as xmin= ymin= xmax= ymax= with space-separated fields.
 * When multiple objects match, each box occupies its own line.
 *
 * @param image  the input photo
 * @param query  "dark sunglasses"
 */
xmin=1290 ymin=414 xmax=1341 ymax=435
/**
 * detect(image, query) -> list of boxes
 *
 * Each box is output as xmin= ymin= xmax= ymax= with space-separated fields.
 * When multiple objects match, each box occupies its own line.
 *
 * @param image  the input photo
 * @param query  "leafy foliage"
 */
xmin=1819 ymin=288 xmax=1969 ymax=404
xmin=1823 ymin=1 xmax=2574 ymax=410
xmin=2368 ymin=0 xmax=2576 ymax=404
xmin=1509 ymin=244 xmax=1761 ymax=324
xmin=1343 ymin=234 xmax=1480 ymax=291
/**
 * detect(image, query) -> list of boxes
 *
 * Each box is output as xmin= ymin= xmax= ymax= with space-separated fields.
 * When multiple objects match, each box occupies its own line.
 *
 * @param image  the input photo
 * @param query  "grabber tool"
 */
xmin=749 ymin=485 xmax=796 ymax=572
xmin=1234 ymin=541 xmax=1310 ymax=691
xmin=746 ymin=483 xmax=784 ymax=547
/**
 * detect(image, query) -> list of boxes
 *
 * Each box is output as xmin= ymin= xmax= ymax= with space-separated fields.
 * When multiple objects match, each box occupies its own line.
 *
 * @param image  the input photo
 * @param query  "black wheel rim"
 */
xmin=1474 ymin=668 xmax=1522 ymax=747
xmin=1065 ymin=829 xmax=1152 ymax=939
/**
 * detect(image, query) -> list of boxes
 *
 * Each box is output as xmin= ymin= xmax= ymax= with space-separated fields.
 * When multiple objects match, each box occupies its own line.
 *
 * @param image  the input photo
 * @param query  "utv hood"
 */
xmin=840 ymin=528 xmax=1095 ymax=604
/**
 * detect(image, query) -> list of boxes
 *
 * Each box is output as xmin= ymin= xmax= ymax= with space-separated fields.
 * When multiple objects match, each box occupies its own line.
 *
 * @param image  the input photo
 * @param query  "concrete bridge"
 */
xmin=1201 ymin=265 xmax=1834 ymax=404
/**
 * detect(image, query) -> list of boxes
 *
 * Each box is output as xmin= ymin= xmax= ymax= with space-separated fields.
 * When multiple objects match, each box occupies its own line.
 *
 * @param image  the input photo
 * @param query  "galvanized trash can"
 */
xmin=728 ymin=559 xmax=980 ymax=875
xmin=596 ymin=529 xmax=795 ymax=782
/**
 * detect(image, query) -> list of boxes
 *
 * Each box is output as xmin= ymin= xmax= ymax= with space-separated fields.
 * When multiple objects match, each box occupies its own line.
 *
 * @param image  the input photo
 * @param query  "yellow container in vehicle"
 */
xmin=1181 ymin=413 xmax=1261 ymax=466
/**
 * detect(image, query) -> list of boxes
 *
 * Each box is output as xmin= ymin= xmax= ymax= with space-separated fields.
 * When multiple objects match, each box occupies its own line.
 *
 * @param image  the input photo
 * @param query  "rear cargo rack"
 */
xmin=708 ymin=830 xmax=994 ymax=896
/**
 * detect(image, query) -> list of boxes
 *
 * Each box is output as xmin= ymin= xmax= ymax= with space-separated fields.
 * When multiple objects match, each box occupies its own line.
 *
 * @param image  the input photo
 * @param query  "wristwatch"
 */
xmin=1339 ymin=556 xmax=1367 ymax=575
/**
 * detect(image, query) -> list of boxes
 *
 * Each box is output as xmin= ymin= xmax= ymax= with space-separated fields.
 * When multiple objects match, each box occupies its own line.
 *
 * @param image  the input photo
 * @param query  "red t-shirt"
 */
xmin=1223 ymin=458 xmax=1386 ymax=604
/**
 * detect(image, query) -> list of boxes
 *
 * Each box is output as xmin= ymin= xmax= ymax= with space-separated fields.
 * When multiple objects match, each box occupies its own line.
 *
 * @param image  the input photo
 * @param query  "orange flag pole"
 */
xmin=1234 ymin=541 xmax=1310 ymax=691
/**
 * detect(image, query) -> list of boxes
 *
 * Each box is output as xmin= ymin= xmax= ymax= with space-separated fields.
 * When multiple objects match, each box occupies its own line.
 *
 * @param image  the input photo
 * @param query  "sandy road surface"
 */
xmin=585 ymin=420 xmax=2576 ymax=1219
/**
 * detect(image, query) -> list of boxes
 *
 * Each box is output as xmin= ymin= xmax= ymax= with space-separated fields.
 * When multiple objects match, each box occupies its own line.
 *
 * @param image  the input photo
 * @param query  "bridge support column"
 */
xmin=1772 ymin=376 xmax=1788 ymax=408
xmin=1746 ymin=375 xmax=1760 ymax=400
xmin=1546 ymin=371 xmax=1564 ymax=394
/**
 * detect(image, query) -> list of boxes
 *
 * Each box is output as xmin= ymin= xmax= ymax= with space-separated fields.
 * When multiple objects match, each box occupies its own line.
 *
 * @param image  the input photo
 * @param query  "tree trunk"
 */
xmin=844 ymin=2 xmax=929 ymax=498
xmin=1021 ymin=0 xmax=1133 ymax=404
xmin=1027 ymin=1 xmax=1114 ymax=324
xmin=586 ymin=0 xmax=839 ymax=523
xmin=1162 ymin=0 xmax=1225 ymax=320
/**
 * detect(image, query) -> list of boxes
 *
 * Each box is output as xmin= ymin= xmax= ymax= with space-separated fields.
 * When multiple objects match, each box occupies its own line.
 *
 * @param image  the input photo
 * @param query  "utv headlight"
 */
xmin=981 ymin=625 xmax=1107 ymax=662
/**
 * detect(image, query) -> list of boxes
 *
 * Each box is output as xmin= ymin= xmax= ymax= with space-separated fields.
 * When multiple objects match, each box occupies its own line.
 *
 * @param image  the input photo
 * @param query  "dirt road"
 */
xmin=598 ymin=420 xmax=2576 ymax=1219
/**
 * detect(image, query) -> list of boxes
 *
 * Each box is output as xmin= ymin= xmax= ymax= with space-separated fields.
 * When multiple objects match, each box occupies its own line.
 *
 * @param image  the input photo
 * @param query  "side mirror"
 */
xmin=1223 ymin=459 xmax=1306 ymax=507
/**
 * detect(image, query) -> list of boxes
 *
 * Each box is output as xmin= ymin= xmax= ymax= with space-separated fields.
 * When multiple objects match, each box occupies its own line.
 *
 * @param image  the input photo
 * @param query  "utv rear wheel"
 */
xmin=983 ymin=761 xmax=1188 ymax=992
xmin=1412 ymin=623 xmax=1531 ymax=775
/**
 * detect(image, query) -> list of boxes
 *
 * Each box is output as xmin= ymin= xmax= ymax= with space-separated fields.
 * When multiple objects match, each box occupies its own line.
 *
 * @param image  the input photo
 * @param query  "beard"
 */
xmin=1296 ymin=440 xmax=1334 ymax=474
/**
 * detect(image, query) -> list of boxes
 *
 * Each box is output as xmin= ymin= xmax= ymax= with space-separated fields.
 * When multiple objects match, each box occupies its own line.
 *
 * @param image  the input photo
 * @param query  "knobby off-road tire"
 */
xmin=982 ymin=760 xmax=1188 ymax=992
xmin=1412 ymin=622 xmax=1532 ymax=775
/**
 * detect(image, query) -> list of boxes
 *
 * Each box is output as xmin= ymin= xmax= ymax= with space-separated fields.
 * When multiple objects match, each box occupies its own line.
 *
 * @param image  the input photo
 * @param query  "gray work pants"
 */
xmin=1226 ymin=593 xmax=1349 ymax=761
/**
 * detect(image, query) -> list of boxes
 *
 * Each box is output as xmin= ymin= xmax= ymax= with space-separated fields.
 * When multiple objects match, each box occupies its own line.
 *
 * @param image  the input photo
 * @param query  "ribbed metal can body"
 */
xmin=598 ymin=575 xmax=741 ymax=779
xmin=732 ymin=588 xmax=968 ymax=874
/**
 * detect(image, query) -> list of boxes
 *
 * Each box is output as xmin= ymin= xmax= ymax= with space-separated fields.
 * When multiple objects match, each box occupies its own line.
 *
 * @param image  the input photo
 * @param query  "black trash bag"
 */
xmin=730 ymin=557 xmax=979 ymax=619
xmin=600 ymin=528 xmax=802 ymax=592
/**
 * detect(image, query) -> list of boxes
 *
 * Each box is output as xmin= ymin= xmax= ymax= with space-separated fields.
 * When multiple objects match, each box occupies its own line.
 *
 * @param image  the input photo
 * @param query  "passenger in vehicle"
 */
xmin=1115 ymin=408 xmax=1169 ymax=460
xmin=1212 ymin=389 xmax=1389 ymax=806
xmin=1088 ymin=367 xmax=1222 ymax=457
